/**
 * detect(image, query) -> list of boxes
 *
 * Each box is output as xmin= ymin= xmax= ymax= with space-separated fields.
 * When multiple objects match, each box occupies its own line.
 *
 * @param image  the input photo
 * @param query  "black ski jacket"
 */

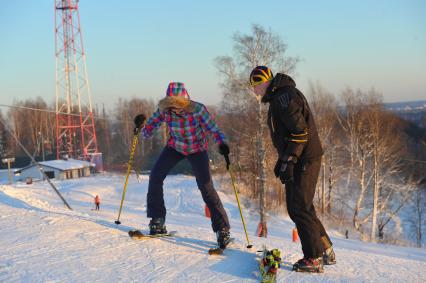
xmin=262 ymin=73 xmax=323 ymax=163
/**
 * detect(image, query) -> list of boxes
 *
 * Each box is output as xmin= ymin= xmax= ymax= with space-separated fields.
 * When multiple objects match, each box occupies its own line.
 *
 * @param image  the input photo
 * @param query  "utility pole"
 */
xmin=2 ymin=157 xmax=15 ymax=184
xmin=38 ymin=132 xmax=45 ymax=161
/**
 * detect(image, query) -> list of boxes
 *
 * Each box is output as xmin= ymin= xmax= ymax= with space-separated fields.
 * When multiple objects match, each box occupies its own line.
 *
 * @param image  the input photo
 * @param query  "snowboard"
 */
xmin=258 ymin=246 xmax=281 ymax=283
xmin=128 ymin=229 xmax=177 ymax=239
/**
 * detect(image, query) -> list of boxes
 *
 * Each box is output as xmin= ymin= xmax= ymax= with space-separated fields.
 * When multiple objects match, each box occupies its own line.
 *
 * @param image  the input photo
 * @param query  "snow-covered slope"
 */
xmin=1 ymin=174 xmax=425 ymax=282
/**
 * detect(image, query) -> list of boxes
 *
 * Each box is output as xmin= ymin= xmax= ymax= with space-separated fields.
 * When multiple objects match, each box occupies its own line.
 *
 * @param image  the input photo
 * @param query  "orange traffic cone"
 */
xmin=257 ymin=222 xmax=268 ymax=237
xmin=292 ymin=227 xmax=298 ymax=242
xmin=205 ymin=205 xmax=211 ymax=218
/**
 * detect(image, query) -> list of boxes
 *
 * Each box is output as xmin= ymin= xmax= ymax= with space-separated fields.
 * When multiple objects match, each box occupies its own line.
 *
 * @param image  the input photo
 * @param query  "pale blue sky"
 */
xmin=0 ymin=0 xmax=425 ymax=109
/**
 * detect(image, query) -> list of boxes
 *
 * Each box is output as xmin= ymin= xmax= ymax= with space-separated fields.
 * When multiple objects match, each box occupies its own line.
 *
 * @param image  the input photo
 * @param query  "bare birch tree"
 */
xmin=410 ymin=186 xmax=425 ymax=247
xmin=8 ymin=98 xmax=55 ymax=160
xmin=337 ymin=88 xmax=374 ymax=231
xmin=308 ymin=81 xmax=339 ymax=215
xmin=215 ymin=24 xmax=299 ymax=236
xmin=111 ymin=97 xmax=156 ymax=166
xmin=366 ymin=101 xmax=414 ymax=241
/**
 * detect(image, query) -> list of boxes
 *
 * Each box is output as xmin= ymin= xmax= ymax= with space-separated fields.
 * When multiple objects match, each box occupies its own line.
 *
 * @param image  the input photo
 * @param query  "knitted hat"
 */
xmin=159 ymin=82 xmax=195 ymax=112
xmin=249 ymin=66 xmax=274 ymax=87
xmin=166 ymin=82 xmax=190 ymax=99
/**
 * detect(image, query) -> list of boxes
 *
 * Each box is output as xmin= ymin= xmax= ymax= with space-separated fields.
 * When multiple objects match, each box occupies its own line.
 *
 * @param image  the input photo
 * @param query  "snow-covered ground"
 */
xmin=0 ymin=173 xmax=425 ymax=282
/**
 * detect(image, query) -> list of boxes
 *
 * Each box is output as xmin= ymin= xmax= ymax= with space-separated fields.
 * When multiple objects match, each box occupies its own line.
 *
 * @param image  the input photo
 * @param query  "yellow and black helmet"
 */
xmin=249 ymin=66 xmax=274 ymax=87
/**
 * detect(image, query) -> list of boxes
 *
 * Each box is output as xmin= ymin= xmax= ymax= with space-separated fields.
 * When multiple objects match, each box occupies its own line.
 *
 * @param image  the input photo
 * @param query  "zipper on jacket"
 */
xmin=270 ymin=114 xmax=275 ymax=133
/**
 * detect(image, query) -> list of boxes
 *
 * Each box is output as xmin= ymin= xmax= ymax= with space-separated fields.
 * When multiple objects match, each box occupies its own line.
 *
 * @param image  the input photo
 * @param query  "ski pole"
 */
xmin=225 ymin=155 xmax=253 ymax=249
xmin=115 ymin=128 xmax=140 ymax=225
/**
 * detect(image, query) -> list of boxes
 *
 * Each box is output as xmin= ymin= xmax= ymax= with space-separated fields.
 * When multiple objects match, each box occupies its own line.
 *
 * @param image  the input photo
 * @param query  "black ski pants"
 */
xmin=147 ymin=146 xmax=230 ymax=232
xmin=285 ymin=157 xmax=332 ymax=258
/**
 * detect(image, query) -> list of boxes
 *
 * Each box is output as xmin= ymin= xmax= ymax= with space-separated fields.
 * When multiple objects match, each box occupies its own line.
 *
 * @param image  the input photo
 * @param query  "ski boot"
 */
xmin=321 ymin=235 xmax=336 ymax=265
xmin=292 ymin=257 xmax=324 ymax=273
xmin=216 ymin=228 xmax=231 ymax=249
xmin=323 ymin=246 xmax=336 ymax=265
xmin=149 ymin=217 xmax=167 ymax=235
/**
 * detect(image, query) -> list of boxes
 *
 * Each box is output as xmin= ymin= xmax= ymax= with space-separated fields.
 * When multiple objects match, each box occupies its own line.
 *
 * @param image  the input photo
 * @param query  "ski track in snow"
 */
xmin=0 ymin=173 xmax=425 ymax=282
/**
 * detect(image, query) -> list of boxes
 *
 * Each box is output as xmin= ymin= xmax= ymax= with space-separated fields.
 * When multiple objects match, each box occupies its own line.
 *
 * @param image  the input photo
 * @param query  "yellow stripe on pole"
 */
xmin=115 ymin=129 xmax=140 ymax=224
xmin=228 ymin=165 xmax=252 ymax=248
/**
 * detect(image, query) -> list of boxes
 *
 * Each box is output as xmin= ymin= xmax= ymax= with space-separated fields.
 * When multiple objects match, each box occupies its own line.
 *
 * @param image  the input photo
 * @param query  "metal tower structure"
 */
xmin=54 ymin=0 xmax=98 ymax=160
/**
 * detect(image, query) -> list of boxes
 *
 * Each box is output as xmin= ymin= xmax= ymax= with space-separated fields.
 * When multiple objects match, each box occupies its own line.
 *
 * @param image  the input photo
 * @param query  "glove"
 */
xmin=274 ymin=159 xmax=282 ymax=178
xmin=218 ymin=143 xmax=230 ymax=156
xmin=279 ymin=162 xmax=294 ymax=184
xmin=133 ymin=114 xmax=146 ymax=135
xmin=219 ymin=143 xmax=230 ymax=170
xmin=279 ymin=156 xmax=297 ymax=184
xmin=134 ymin=114 xmax=146 ymax=128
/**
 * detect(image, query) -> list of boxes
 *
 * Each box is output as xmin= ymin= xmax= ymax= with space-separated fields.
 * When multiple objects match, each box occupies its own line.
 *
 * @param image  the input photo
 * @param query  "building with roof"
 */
xmin=15 ymin=158 xmax=94 ymax=181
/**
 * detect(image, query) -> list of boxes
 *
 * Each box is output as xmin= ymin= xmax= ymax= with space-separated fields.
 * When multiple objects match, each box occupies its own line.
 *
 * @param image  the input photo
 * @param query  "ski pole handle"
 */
xmin=224 ymin=154 xmax=230 ymax=170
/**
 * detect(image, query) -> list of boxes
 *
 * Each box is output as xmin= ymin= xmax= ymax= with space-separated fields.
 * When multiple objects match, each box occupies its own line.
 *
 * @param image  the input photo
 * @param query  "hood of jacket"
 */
xmin=261 ymin=73 xmax=296 ymax=103
xmin=158 ymin=96 xmax=196 ymax=112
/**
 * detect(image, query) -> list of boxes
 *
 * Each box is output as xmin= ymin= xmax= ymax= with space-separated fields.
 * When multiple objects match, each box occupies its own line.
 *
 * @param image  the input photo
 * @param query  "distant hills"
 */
xmin=385 ymin=100 xmax=426 ymax=112
xmin=385 ymin=100 xmax=426 ymax=128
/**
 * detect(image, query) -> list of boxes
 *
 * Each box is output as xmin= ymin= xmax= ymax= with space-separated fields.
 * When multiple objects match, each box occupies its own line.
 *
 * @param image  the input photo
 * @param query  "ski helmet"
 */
xmin=249 ymin=66 xmax=273 ymax=87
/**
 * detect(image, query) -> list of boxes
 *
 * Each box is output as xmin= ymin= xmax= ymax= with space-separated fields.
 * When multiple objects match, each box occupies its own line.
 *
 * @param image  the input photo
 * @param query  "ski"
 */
xmin=128 ymin=230 xmax=177 ymax=239
xmin=208 ymin=238 xmax=235 ymax=255
xmin=258 ymin=245 xmax=281 ymax=283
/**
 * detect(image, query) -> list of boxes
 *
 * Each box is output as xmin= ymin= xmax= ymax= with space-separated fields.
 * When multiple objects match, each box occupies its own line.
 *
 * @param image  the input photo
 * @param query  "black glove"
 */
xmin=218 ymin=143 xmax=230 ymax=156
xmin=134 ymin=114 xmax=146 ymax=128
xmin=133 ymin=114 xmax=146 ymax=135
xmin=274 ymin=159 xmax=282 ymax=178
xmin=279 ymin=162 xmax=294 ymax=184
xmin=219 ymin=143 xmax=230 ymax=170
xmin=279 ymin=156 xmax=297 ymax=184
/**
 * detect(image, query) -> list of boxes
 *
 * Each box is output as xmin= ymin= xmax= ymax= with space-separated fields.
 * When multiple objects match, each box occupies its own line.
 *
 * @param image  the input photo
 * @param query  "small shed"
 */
xmin=15 ymin=158 xmax=94 ymax=181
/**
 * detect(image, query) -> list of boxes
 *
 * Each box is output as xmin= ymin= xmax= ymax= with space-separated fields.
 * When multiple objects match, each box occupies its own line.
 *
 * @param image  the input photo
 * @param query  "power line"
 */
xmin=0 ymin=115 xmax=73 ymax=210
xmin=0 ymin=103 xmax=129 ymax=123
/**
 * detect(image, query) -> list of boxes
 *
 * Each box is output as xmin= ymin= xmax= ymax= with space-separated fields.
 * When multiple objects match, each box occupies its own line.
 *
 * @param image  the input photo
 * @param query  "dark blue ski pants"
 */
xmin=147 ymin=146 xmax=230 ymax=232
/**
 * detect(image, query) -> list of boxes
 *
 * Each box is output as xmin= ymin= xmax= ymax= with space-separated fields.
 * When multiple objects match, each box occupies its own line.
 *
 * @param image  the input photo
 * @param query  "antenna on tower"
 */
xmin=54 ymin=0 xmax=100 ymax=168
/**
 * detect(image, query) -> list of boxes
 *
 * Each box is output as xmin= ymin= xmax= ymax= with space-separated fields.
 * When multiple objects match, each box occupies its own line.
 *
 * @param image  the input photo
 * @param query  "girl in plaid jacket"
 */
xmin=134 ymin=82 xmax=231 ymax=249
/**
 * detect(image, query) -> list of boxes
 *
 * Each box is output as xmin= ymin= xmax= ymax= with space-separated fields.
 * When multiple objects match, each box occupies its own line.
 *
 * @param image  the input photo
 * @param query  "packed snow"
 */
xmin=1 ymin=173 xmax=425 ymax=282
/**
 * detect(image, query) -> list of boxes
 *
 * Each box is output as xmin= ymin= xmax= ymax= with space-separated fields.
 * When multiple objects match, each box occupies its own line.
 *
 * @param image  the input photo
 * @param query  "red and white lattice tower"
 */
xmin=54 ymin=0 xmax=98 ymax=160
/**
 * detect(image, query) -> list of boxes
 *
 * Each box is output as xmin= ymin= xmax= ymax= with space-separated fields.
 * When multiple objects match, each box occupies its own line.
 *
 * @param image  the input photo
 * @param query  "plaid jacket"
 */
xmin=141 ymin=102 xmax=226 ymax=155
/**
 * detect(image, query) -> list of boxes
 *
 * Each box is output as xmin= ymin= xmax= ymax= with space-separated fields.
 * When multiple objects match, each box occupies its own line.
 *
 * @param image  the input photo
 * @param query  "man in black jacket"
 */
xmin=250 ymin=66 xmax=336 ymax=273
